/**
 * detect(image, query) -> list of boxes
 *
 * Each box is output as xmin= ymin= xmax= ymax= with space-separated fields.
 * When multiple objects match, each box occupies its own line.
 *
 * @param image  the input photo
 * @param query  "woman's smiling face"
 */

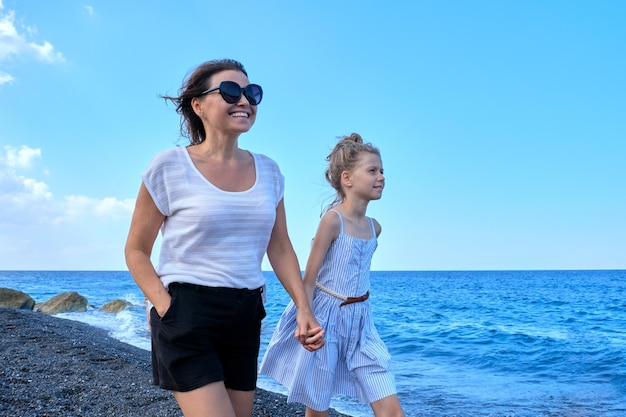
xmin=193 ymin=69 xmax=258 ymax=135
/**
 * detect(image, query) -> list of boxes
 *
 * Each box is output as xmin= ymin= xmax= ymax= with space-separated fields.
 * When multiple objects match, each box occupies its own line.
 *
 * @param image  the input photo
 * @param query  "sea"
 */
xmin=1 ymin=270 xmax=625 ymax=417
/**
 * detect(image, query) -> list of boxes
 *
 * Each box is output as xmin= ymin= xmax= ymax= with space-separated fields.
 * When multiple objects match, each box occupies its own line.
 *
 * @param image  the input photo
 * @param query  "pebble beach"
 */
xmin=0 ymin=308 xmax=351 ymax=417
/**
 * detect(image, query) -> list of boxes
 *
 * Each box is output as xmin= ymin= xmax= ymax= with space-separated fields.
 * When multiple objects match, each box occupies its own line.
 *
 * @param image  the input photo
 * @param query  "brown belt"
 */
xmin=339 ymin=290 xmax=370 ymax=307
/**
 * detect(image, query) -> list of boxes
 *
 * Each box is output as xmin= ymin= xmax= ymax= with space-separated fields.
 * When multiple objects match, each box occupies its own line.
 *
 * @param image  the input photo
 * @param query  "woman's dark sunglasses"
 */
xmin=200 ymin=81 xmax=263 ymax=106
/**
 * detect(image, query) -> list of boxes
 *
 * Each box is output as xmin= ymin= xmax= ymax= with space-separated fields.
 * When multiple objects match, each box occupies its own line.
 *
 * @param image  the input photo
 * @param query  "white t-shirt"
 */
xmin=142 ymin=146 xmax=284 ymax=290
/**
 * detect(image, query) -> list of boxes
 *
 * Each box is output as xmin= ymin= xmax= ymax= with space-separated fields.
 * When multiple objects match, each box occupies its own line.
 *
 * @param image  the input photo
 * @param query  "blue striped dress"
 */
xmin=260 ymin=210 xmax=397 ymax=411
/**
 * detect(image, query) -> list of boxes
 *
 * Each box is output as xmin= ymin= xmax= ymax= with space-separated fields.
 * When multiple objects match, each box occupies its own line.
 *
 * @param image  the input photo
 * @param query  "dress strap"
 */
xmin=328 ymin=209 xmax=344 ymax=234
xmin=368 ymin=217 xmax=376 ymax=239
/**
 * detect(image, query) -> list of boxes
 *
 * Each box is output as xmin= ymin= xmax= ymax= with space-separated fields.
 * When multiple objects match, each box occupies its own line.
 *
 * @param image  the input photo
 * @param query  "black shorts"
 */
xmin=150 ymin=283 xmax=266 ymax=392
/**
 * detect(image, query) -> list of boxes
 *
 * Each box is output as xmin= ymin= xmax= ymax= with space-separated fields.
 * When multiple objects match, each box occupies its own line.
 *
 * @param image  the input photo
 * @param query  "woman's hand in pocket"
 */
xmin=154 ymin=293 xmax=172 ymax=319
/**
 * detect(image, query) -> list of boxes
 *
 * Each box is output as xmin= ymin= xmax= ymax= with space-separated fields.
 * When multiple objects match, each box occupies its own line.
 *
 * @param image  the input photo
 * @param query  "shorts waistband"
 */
xmin=169 ymin=282 xmax=264 ymax=295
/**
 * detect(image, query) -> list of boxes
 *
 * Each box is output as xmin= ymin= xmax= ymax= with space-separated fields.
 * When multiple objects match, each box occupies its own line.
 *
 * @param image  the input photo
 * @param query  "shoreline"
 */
xmin=0 ymin=308 xmax=351 ymax=417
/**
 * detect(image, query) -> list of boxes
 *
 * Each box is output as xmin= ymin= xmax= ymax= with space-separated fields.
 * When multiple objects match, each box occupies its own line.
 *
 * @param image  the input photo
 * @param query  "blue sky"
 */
xmin=1 ymin=1 xmax=624 ymax=271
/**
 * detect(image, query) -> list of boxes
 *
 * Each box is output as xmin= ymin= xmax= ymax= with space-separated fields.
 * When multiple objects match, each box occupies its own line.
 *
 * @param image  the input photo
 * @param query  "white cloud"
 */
xmin=95 ymin=197 xmax=135 ymax=219
xmin=0 ymin=70 xmax=13 ymax=84
xmin=84 ymin=5 xmax=95 ymax=17
xmin=63 ymin=195 xmax=135 ymax=221
xmin=0 ymin=6 xmax=65 ymax=81
xmin=0 ymin=145 xmax=134 ymax=220
xmin=3 ymin=145 xmax=41 ymax=168
xmin=0 ymin=146 xmax=51 ymax=210
xmin=0 ymin=145 xmax=134 ymax=269
xmin=0 ymin=10 xmax=20 ymax=60
xmin=29 ymin=40 xmax=64 ymax=63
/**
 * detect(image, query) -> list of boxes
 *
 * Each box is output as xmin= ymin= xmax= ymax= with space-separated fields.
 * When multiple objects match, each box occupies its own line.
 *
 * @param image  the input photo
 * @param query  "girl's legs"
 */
xmin=306 ymin=394 xmax=405 ymax=417
xmin=370 ymin=394 xmax=405 ymax=417
xmin=173 ymin=382 xmax=255 ymax=417
xmin=305 ymin=407 xmax=329 ymax=417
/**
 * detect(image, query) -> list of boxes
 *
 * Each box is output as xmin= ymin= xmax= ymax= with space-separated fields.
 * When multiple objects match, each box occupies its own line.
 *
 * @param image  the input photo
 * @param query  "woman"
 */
xmin=125 ymin=59 xmax=324 ymax=417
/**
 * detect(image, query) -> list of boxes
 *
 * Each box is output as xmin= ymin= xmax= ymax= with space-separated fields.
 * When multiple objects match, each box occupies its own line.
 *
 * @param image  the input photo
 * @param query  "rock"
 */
xmin=0 ymin=288 xmax=35 ymax=310
xmin=38 ymin=291 xmax=88 ymax=315
xmin=100 ymin=299 xmax=131 ymax=313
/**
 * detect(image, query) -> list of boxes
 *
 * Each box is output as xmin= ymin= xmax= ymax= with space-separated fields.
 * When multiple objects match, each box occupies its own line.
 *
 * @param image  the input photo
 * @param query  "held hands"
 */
xmin=294 ymin=309 xmax=325 ymax=352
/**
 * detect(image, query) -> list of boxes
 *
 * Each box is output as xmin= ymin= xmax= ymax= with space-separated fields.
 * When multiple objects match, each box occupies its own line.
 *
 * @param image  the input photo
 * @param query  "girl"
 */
xmin=261 ymin=133 xmax=404 ymax=417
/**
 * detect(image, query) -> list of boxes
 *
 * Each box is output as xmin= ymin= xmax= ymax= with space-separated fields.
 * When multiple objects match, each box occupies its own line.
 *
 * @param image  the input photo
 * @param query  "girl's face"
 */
xmin=346 ymin=152 xmax=385 ymax=200
xmin=193 ymin=69 xmax=258 ymax=135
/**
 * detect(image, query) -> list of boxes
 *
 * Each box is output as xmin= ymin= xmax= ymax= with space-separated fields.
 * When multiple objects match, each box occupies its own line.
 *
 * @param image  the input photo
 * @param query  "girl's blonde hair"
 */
xmin=324 ymin=133 xmax=381 ymax=212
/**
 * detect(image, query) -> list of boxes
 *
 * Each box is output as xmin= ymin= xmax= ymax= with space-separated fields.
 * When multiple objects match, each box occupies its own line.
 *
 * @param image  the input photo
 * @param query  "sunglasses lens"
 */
xmin=217 ymin=81 xmax=263 ymax=105
xmin=217 ymin=81 xmax=240 ymax=103
xmin=244 ymin=84 xmax=263 ymax=105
